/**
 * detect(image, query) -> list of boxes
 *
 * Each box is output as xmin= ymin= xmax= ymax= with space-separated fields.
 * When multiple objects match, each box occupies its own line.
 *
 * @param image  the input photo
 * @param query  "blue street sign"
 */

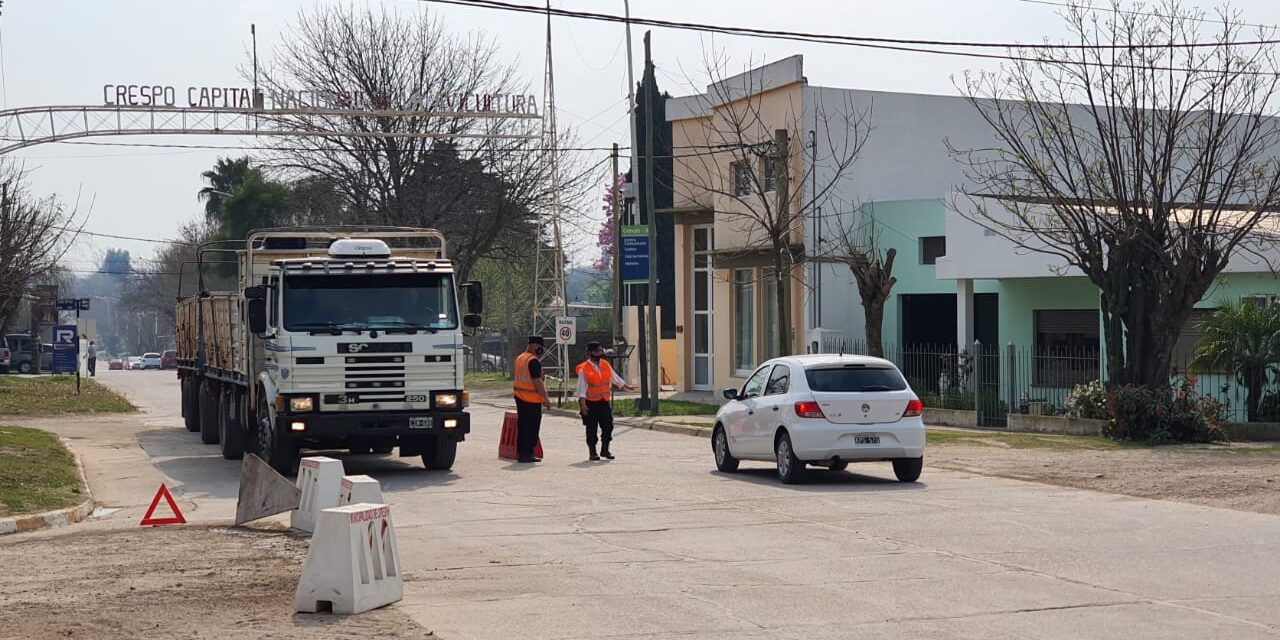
xmin=52 ymin=324 xmax=78 ymax=374
xmin=621 ymin=225 xmax=650 ymax=284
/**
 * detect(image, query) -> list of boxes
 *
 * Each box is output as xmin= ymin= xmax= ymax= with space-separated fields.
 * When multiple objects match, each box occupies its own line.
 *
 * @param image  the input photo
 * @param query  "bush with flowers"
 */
xmin=1065 ymin=380 xmax=1109 ymax=420
xmin=1103 ymin=376 xmax=1228 ymax=444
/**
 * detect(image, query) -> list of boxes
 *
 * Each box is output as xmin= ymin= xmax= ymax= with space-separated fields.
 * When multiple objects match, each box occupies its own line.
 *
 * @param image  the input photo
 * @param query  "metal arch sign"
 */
xmin=100 ymin=84 xmax=541 ymax=116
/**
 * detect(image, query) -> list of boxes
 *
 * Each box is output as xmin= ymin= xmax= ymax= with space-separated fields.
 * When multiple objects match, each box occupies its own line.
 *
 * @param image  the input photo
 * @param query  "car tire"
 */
xmin=199 ymin=381 xmax=220 ymax=445
xmin=421 ymin=435 xmax=457 ymax=470
xmin=480 ymin=361 xmax=495 ymax=373
xmin=18 ymin=362 xmax=31 ymax=374
xmin=219 ymin=390 xmax=245 ymax=460
xmin=892 ymin=457 xmax=923 ymax=483
xmin=775 ymin=431 xmax=805 ymax=485
xmin=182 ymin=380 xmax=199 ymax=432
xmin=712 ymin=425 xmax=739 ymax=473
xmin=830 ymin=461 xmax=848 ymax=472
xmin=256 ymin=390 xmax=298 ymax=475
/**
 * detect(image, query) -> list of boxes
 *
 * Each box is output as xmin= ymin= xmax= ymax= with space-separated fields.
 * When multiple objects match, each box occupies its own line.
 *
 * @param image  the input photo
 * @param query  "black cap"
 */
xmin=586 ymin=341 xmax=603 ymax=352
xmin=528 ymin=335 xmax=545 ymax=346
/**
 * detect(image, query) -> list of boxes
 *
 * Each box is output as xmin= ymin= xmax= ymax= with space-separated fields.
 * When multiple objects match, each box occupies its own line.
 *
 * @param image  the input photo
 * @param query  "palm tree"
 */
xmin=197 ymin=157 xmax=253 ymax=221
xmin=1190 ymin=301 xmax=1280 ymax=422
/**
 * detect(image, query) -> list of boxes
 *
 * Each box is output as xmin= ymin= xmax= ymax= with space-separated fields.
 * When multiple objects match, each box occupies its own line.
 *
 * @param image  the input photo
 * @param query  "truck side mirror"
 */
xmin=247 ymin=298 xmax=268 ymax=335
xmin=462 ymin=281 xmax=483 ymax=314
xmin=244 ymin=286 xmax=266 ymax=301
xmin=463 ymin=313 xmax=482 ymax=329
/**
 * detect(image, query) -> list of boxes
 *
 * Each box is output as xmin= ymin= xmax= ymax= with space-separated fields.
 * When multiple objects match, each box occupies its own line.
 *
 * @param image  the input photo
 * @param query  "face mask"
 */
xmin=589 ymin=354 xmax=601 ymax=362
xmin=535 ymin=346 xmax=545 ymax=357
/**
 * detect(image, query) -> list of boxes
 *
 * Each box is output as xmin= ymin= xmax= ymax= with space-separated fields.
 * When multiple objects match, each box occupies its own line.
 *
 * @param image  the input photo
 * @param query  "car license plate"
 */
xmin=409 ymin=416 xmax=432 ymax=429
xmin=854 ymin=435 xmax=881 ymax=445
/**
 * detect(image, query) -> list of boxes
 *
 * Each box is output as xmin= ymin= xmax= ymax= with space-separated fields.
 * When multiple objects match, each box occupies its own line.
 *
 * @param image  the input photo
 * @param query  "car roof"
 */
xmin=767 ymin=354 xmax=899 ymax=369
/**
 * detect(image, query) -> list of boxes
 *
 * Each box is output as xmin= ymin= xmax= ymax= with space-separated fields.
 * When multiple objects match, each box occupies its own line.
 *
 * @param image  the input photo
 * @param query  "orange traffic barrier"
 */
xmin=498 ymin=411 xmax=543 ymax=460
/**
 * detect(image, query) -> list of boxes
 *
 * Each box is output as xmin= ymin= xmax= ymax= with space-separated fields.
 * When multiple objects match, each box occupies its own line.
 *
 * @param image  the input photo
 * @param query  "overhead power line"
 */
xmin=423 ymin=0 xmax=1280 ymax=51
xmin=54 ymin=225 xmax=195 ymax=245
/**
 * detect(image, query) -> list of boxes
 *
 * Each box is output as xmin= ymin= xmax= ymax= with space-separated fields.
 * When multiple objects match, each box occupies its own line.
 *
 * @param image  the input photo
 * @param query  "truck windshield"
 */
xmin=283 ymin=273 xmax=458 ymax=332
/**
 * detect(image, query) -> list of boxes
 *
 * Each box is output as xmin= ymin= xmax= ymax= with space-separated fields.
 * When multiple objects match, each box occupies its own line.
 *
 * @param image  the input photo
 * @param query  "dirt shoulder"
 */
xmin=927 ymin=429 xmax=1280 ymax=516
xmin=0 ymin=525 xmax=435 ymax=639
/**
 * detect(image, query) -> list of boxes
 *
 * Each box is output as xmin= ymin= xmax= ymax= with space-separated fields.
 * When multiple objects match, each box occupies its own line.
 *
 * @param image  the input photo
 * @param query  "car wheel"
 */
xmin=480 ymin=361 xmax=495 ymax=373
xmin=421 ymin=435 xmax=457 ymax=470
xmin=830 ymin=461 xmax=848 ymax=472
xmin=712 ymin=425 xmax=739 ymax=473
xmin=775 ymin=431 xmax=805 ymax=485
xmin=256 ymin=391 xmax=298 ymax=475
xmin=892 ymin=457 xmax=923 ymax=483
xmin=18 ymin=362 xmax=31 ymax=374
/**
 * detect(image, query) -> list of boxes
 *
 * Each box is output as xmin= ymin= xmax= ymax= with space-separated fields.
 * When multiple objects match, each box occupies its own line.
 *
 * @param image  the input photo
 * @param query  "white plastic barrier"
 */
xmin=291 ymin=456 xmax=344 ymax=534
xmin=339 ymin=475 xmax=384 ymax=507
xmin=295 ymin=503 xmax=403 ymax=615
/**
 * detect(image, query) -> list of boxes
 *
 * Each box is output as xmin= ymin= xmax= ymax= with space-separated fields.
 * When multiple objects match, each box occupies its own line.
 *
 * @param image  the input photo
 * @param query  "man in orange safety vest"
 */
xmin=513 ymin=335 xmax=552 ymax=463
xmin=576 ymin=341 xmax=636 ymax=461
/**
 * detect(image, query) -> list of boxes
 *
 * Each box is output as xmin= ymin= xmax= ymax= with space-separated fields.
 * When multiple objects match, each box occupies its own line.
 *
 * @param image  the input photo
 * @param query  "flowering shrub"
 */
xmin=1065 ymin=381 xmax=1109 ymax=420
xmin=1103 ymin=377 xmax=1228 ymax=444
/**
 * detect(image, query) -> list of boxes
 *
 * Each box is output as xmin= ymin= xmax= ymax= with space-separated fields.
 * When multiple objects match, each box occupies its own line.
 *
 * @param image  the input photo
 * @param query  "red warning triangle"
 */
xmin=139 ymin=484 xmax=187 ymax=526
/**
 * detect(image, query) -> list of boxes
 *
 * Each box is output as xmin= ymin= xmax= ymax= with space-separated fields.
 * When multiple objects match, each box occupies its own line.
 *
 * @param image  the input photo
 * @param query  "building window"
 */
xmin=1242 ymin=294 xmax=1280 ymax=308
xmin=921 ymin=236 xmax=946 ymax=265
xmin=691 ymin=226 xmax=714 ymax=389
xmin=1034 ymin=309 xmax=1100 ymax=387
xmin=761 ymin=268 xmax=779 ymax=361
xmin=733 ymin=268 xmax=755 ymax=374
xmin=762 ymin=157 xmax=777 ymax=193
xmin=733 ymin=162 xmax=753 ymax=197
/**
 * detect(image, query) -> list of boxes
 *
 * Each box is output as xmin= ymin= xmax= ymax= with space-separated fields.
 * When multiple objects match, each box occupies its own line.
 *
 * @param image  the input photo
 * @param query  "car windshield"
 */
xmin=805 ymin=366 xmax=908 ymax=392
xmin=283 ymin=273 xmax=458 ymax=332
xmin=144 ymin=353 xmax=160 ymax=358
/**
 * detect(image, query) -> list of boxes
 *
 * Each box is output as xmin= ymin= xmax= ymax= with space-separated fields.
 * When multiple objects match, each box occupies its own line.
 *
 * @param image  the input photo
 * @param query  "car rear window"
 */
xmin=805 ymin=366 xmax=908 ymax=392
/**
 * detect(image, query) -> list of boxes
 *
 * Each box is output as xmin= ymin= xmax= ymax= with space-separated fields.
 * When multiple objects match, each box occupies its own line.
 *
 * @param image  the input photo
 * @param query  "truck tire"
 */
xmin=182 ymin=380 xmax=199 ymax=432
xmin=256 ymin=391 xmax=298 ymax=475
xmin=421 ymin=435 xmax=457 ymax=471
xmin=199 ymin=381 xmax=220 ymax=445
xmin=219 ymin=390 xmax=244 ymax=460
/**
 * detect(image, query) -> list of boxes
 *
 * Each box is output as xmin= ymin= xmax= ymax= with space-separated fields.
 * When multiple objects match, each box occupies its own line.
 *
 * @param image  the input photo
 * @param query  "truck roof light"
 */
xmin=329 ymin=238 xmax=392 ymax=259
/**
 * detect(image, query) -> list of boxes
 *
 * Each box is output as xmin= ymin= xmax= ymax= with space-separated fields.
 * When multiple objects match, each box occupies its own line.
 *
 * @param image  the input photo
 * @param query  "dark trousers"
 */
xmin=515 ymin=398 xmax=543 ymax=457
xmin=87 ymin=358 xmax=96 ymax=376
xmin=582 ymin=400 xmax=614 ymax=448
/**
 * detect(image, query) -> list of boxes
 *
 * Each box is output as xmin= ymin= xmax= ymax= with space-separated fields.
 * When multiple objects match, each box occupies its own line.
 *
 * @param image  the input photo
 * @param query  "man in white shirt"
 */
xmin=575 ymin=342 xmax=635 ymax=461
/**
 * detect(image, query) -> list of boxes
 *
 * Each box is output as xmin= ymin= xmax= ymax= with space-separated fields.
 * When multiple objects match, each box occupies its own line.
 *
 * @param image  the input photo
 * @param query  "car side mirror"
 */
xmin=722 ymin=388 xmax=740 ymax=401
xmin=244 ymin=285 xmax=266 ymax=301
xmin=247 ymin=298 xmax=267 ymax=335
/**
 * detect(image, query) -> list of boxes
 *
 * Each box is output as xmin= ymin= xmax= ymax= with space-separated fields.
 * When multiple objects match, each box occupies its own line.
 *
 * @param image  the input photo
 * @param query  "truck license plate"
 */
xmin=854 ymin=435 xmax=881 ymax=445
xmin=409 ymin=417 xmax=432 ymax=429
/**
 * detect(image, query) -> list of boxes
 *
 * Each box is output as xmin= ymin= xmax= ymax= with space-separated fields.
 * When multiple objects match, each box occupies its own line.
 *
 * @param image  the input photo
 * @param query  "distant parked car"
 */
xmin=108 ymin=358 xmax=124 ymax=371
xmin=161 ymin=350 xmax=178 ymax=370
xmin=140 ymin=353 xmax=162 ymax=370
xmin=127 ymin=356 xmax=143 ymax=371
xmin=712 ymin=354 xmax=926 ymax=485
xmin=462 ymin=344 xmax=506 ymax=373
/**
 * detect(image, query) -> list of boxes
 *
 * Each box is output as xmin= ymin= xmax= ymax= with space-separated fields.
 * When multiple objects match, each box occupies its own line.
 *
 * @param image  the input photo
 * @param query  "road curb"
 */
xmin=0 ymin=437 xmax=95 ymax=537
xmin=544 ymin=406 xmax=713 ymax=439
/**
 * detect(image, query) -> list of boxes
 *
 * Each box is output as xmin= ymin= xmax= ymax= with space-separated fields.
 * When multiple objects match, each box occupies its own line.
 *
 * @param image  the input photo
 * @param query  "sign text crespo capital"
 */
xmin=101 ymin=83 xmax=540 ymax=115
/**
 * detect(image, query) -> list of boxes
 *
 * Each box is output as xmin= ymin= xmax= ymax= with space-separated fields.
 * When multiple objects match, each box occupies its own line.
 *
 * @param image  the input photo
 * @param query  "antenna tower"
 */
xmin=532 ymin=1 xmax=569 ymax=392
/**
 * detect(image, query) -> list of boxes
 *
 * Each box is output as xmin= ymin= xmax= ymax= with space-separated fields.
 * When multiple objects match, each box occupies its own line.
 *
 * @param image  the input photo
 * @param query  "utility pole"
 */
xmin=610 ymin=143 xmax=622 ymax=352
xmin=643 ymin=32 xmax=660 ymax=415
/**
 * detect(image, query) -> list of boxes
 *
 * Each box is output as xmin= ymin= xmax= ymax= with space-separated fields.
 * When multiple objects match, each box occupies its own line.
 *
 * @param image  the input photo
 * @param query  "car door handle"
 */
xmin=748 ymin=410 xmax=754 ymax=415
xmin=772 ymin=406 xmax=780 ymax=411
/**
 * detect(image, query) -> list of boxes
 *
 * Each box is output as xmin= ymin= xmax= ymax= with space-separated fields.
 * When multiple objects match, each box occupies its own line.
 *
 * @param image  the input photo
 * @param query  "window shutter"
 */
xmin=1035 ymin=309 xmax=1099 ymax=335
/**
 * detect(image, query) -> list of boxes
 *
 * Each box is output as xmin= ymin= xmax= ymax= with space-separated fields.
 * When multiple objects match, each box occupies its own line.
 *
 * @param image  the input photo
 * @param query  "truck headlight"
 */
xmin=433 ymin=392 xmax=459 ymax=410
xmin=289 ymin=396 xmax=315 ymax=412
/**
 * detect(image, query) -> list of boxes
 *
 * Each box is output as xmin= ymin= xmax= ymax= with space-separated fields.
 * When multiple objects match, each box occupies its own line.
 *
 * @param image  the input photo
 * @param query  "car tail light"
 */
xmin=903 ymin=398 xmax=924 ymax=417
xmin=794 ymin=401 xmax=826 ymax=419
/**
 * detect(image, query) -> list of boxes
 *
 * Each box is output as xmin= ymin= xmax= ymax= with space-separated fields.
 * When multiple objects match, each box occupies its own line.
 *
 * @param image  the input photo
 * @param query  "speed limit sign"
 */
xmin=555 ymin=317 xmax=576 ymax=345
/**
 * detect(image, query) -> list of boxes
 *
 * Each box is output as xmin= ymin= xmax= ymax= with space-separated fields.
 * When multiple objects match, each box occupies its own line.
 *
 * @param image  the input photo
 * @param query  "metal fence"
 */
xmin=832 ymin=340 xmax=1273 ymax=426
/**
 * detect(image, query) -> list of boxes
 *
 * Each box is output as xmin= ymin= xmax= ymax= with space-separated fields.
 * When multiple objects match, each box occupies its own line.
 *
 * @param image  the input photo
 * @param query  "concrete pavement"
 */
xmin=20 ymin=371 xmax=1280 ymax=639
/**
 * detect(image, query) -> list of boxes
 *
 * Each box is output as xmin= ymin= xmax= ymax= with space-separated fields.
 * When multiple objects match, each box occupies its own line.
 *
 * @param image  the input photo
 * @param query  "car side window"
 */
xmin=764 ymin=364 xmax=791 ymax=396
xmin=741 ymin=366 xmax=771 ymax=399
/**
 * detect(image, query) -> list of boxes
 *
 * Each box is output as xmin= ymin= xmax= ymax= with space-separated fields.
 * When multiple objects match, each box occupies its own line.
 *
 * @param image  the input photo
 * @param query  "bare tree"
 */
xmin=0 ymin=163 xmax=78 ymax=334
xmin=672 ymin=56 xmax=870 ymax=358
xmin=952 ymin=0 xmax=1280 ymax=387
xmin=254 ymin=5 xmax=594 ymax=282
xmin=823 ymin=215 xmax=897 ymax=358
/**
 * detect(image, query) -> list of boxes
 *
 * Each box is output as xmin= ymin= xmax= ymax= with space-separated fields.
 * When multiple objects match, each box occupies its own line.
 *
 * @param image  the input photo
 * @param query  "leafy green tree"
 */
xmin=1191 ymin=301 xmax=1280 ymax=422
xmin=216 ymin=171 xmax=290 ymax=242
xmin=197 ymin=157 xmax=253 ymax=221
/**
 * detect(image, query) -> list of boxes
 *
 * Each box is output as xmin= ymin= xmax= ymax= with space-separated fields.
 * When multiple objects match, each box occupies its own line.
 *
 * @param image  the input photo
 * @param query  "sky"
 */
xmin=5 ymin=0 xmax=1280 ymax=272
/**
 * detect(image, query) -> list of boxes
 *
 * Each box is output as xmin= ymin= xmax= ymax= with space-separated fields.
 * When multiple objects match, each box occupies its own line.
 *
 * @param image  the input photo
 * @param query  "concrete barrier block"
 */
xmin=291 ymin=456 xmax=344 ymax=534
xmin=295 ymin=503 xmax=403 ymax=615
xmin=339 ymin=475 xmax=383 ymax=507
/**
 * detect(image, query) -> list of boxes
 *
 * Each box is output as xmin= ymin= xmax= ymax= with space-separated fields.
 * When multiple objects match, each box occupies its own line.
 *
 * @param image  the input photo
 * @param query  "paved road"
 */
xmin=37 ymin=372 xmax=1280 ymax=638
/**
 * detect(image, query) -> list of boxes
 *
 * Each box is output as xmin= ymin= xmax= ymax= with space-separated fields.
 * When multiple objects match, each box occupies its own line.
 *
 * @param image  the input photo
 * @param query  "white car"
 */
xmin=140 ymin=353 xmax=162 ymax=370
xmin=712 ymin=355 xmax=926 ymax=484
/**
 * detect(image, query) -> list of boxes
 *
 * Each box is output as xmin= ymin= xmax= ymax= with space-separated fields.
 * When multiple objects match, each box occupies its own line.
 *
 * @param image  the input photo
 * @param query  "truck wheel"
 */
xmin=256 ymin=392 xmax=298 ymax=475
xmin=421 ymin=435 xmax=457 ymax=471
xmin=219 ymin=390 xmax=244 ymax=460
xmin=182 ymin=380 xmax=199 ymax=432
xmin=372 ymin=444 xmax=394 ymax=455
xmin=199 ymin=381 xmax=220 ymax=445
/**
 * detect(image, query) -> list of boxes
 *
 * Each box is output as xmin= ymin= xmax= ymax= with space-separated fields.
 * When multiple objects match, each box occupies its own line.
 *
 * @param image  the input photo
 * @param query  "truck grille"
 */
xmin=289 ymin=355 xmax=457 ymax=394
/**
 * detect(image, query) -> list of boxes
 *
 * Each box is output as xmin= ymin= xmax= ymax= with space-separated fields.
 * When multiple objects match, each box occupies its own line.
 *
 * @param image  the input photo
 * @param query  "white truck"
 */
xmin=176 ymin=227 xmax=483 ymax=474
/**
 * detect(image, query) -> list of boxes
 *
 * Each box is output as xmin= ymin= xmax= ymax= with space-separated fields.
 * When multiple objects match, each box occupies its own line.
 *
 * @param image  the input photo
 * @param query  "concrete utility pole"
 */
xmin=774 ymin=128 xmax=792 ymax=358
xmin=611 ymin=143 xmax=622 ymax=352
xmin=643 ymin=32 xmax=660 ymax=415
